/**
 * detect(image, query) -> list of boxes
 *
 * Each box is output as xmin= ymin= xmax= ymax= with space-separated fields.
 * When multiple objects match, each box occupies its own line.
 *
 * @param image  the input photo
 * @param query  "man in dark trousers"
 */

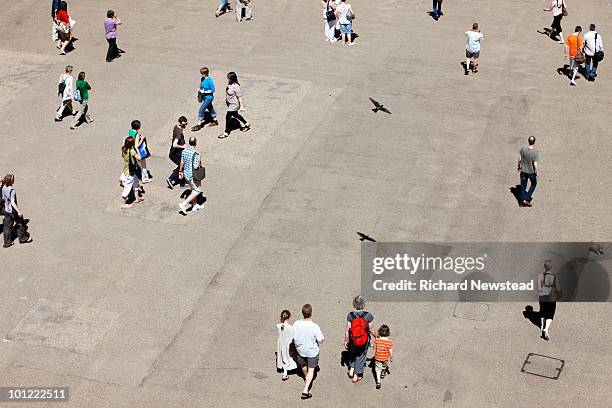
xmin=432 ymin=0 xmax=443 ymax=20
xmin=166 ymin=116 xmax=188 ymax=189
xmin=517 ymin=136 xmax=539 ymax=207
xmin=2 ymin=174 xmax=32 ymax=248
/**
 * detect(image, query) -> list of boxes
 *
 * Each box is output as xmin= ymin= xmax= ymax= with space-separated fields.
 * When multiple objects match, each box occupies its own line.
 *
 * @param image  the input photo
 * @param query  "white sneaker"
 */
xmin=178 ymin=202 xmax=191 ymax=214
xmin=192 ymin=203 xmax=204 ymax=212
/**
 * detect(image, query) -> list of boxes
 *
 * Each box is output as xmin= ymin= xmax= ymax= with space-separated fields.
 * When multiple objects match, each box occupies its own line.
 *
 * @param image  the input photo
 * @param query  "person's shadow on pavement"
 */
xmin=523 ymin=305 xmax=541 ymax=329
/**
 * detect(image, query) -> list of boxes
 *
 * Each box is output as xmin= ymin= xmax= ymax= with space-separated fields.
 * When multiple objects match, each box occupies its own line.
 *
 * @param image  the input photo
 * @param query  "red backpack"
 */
xmin=350 ymin=312 xmax=368 ymax=347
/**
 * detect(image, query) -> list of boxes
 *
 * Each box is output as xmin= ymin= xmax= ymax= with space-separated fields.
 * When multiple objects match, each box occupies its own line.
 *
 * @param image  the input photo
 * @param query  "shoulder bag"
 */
xmin=594 ymin=33 xmax=605 ymax=62
xmin=192 ymin=152 xmax=206 ymax=182
xmin=137 ymin=138 xmax=151 ymax=159
xmin=575 ymin=34 xmax=586 ymax=63
xmin=561 ymin=0 xmax=568 ymax=17
xmin=326 ymin=1 xmax=336 ymax=22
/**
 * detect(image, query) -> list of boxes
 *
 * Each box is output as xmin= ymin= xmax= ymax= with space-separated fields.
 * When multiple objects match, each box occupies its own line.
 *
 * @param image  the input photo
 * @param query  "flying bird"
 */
xmin=369 ymin=97 xmax=391 ymax=114
xmin=357 ymin=232 xmax=376 ymax=242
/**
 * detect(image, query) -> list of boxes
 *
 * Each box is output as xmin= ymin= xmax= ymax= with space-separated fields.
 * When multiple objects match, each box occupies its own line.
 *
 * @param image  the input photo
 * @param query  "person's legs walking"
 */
xmin=585 ymin=55 xmax=592 ymax=79
xmin=592 ymin=58 xmax=599 ymax=78
xmin=3 ymin=215 xmax=14 ymax=247
xmin=70 ymin=101 xmax=87 ymax=129
xmin=524 ymin=173 xmax=537 ymax=202
xmin=14 ymin=217 xmax=29 ymax=243
xmin=232 ymin=111 xmax=248 ymax=128
xmin=303 ymin=366 xmax=314 ymax=394
xmin=106 ymin=38 xmax=118 ymax=61
xmin=354 ymin=347 xmax=367 ymax=377
xmin=519 ymin=172 xmax=528 ymax=203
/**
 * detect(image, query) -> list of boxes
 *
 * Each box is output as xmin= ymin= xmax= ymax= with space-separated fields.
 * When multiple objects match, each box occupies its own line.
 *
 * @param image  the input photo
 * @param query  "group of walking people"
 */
xmin=276 ymin=296 xmax=395 ymax=400
xmin=190 ymin=68 xmax=251 ymax=139
xmin=54 ymin=65 xmax=93 ymax=129
xmin=116 ymin=67 xmax=251 ymax=213
xmin=322 ymin=0 xmax=357 ymax=46
xmin=542 ymin=0 xmax=605 ymax=86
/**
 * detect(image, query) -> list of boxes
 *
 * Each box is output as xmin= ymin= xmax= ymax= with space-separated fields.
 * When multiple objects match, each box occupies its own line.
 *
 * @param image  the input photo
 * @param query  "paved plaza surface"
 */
xmin=1 ymin=0 xmax=612 ymax=406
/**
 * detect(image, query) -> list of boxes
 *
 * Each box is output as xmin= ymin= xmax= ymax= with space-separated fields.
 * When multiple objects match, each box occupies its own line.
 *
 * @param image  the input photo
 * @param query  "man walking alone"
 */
xmin=517 ymin=136 xmax=539 ymax=207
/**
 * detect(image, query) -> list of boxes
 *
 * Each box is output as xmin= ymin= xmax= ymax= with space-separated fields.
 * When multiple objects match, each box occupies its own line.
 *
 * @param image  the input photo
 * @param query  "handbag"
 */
xmin=594 ymin=33 xmax=605 ymax=62
xmin=192 ymin=152 xmax=206 ymax=182
xmin=137 ymin=138 xmax=151 ymax=159
xmin=197 ymin=91 xmax=203 ymax=103
xmin=574 ymin=34 xmax=586 ymax=63
xmin=325 ymin=1 xmax=336 ymax=22
xmin=561 ymin=0 xmax=568 ymax=17
xmin=127 ymin=150 xmax=139 ymax=177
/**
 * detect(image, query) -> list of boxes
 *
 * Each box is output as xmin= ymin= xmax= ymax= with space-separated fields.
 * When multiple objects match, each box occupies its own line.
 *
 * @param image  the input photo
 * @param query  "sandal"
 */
xmin=218 ymin=133 xmax=229 ymax=139
xmin=191 ymin=124 xmax=203 ymax=131
xmin=241 ymin=124 xmax=251 ymax=132
xmin=282 ymin=375 xmax=289 ymax=381
xmin=300 ymin=393 xmax=312 ymax=400
xmin=121 ymin=204 xmax=133 ymax=209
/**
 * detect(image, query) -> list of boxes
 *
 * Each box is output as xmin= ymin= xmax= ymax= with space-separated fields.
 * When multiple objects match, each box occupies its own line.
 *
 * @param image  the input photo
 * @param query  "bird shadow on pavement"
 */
xmin=523 ymin=305 xmax=541 ymax=329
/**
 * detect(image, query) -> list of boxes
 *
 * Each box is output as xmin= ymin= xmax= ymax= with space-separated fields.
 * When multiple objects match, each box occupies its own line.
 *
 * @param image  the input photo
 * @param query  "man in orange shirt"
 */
xmin=565 ymin=26 xmax=583 ymax=86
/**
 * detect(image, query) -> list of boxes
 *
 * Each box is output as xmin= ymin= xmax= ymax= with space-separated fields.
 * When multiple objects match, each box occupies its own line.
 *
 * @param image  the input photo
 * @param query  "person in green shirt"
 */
xmin=70 ymin=71 xmax=93 ymax=129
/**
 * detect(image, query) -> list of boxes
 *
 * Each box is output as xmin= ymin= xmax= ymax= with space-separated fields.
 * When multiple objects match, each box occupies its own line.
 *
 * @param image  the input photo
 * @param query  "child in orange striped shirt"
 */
xmin=372 ymin=324 xmax=394 ymax=389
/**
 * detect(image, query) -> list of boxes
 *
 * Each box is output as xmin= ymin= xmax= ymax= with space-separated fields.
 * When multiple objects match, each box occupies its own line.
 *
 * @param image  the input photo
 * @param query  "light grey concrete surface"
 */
xmin=1 ymin=0 xmax=611 ymax=406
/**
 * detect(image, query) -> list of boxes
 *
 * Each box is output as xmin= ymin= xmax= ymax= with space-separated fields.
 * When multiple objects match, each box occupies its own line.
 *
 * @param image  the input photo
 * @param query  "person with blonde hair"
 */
xmin=55 ymin=65 xmax=74 ymax=122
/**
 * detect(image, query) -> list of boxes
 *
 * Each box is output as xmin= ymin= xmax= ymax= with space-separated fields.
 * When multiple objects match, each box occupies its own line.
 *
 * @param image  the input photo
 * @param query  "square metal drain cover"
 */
xmin=452 ymin=302 xmax=489 ymax=321
xmin=521 ymin=353 xmax=565 ymax=380
xmin=8 ymin=299 xmax=120 ymax=354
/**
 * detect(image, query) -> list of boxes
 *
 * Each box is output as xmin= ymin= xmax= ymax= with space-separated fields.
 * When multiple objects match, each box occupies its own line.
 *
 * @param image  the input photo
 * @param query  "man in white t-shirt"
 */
xmin=465 ymin=23 xmax=483 ymax=75
xmin=292 ymin=304 xmax=324 ymax=400
xmin=583 ymin=24 xmax=604 ymax=81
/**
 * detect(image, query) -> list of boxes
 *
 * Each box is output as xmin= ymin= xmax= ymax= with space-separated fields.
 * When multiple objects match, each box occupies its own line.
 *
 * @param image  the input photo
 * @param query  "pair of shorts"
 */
xmin=187 ymin=179 xmax=202 ymax=192
xmin=539 ymin=301 xmax=556 ymax=320
xmin=569 ymin=57 xmax=580 ymax=70
xmin=466 ymin=50 xmax=480 ymax=59
xmin=295 ymin=353 xmax=319 ymax=368
xmin=375 ymin=360 xmax=388 ymax=371
xmin=340 ymin=23 xmax=352 ymax=34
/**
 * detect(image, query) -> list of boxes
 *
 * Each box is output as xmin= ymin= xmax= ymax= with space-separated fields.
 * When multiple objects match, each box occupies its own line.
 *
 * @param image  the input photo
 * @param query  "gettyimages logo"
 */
xmin=372 ymin=253 xmax=487 ymax=275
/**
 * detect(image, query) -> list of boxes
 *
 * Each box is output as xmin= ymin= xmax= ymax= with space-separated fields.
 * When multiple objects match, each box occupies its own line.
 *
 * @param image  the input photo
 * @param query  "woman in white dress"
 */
xmin=276 ymin=310 xmax=297 ymax=380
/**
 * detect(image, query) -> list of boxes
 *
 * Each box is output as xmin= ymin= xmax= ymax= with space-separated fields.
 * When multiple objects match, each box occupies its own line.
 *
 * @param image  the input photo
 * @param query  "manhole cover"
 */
xmin=521 ymin=353 xmax=565 ymax=380
xmin=452 ymin=302 xmax=489 ymax=321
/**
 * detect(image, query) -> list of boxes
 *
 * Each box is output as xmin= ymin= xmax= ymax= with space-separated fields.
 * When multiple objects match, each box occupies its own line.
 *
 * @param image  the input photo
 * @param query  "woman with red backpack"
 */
xmin=343 ymin=295 xmax=374 ymax=383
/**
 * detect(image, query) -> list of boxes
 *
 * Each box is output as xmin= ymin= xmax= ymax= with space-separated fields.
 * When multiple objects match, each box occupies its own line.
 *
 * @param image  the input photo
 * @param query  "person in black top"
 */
xmin=166 ymin=116 xmax=188 ymax=189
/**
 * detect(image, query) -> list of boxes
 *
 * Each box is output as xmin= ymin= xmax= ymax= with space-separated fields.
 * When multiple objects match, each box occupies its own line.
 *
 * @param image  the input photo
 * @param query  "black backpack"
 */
xmin=58 ymin=75 xmax=67 ymax=96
